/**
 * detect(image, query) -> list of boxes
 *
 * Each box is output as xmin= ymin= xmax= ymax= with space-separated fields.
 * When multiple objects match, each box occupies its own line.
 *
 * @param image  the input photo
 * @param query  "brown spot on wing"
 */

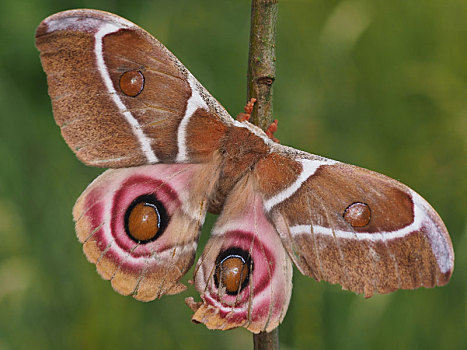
xmin=343 ymin=202 xmax=371 ymax=227
xmin=119 ymin=70 xmax=144 ymax=97
xmin=277 ymin=163 xmax=414 ymax=234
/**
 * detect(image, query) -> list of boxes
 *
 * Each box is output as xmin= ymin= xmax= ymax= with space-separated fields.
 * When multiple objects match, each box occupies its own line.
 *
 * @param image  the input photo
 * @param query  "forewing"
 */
xmin=254 ymin=149 xmax=454 ymax=297
xmin=36 ymin=9 xmax=231 ymax=167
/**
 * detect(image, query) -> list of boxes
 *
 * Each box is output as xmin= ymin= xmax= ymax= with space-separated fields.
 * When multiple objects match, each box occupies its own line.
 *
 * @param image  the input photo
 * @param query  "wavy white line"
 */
xmin=264 ymin=158 xmax=337 ymax=211
xmin=95 ymin=23 xmax=158 ymax=163
xmin=176 ymin=75 xmax=208 ymax=162
xmin=288 ymin=189 xmax=453 ymax=274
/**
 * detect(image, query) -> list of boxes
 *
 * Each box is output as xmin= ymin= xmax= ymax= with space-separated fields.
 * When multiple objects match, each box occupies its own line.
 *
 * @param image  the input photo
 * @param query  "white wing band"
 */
xmin=264 ymin=158 xmax=337 ymax=212
xmin=288 ymin=189 xmax=453 ymax=274
xmin=95 ymin=23 xmax=159 ymax=164
xmin=176 ymin=75 xmax=209 ymax=163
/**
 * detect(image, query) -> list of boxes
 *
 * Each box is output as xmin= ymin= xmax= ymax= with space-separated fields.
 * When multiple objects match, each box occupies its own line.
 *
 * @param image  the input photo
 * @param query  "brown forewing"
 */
xmin=276 ymin=163 xmax=414 ymax=233
xmin=36 ymin=11 xmax=227 ymax=167
xmin=36 ymin=27 xmax=146 ymax=167
xmin=259 ymin=158 xmax=453 ymax=297
xmin=104 ymin=29 xmax=192 ymax=162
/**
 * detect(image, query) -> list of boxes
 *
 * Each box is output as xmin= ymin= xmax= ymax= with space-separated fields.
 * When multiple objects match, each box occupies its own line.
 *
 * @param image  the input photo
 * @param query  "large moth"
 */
xmin=35 ymin=9 xmax=454 ymax=333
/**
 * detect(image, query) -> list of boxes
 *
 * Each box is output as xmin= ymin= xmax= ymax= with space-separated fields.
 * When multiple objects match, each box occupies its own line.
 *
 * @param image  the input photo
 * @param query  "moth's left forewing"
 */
xmin=36 ymin=10 xmax=231 ymax=167
xmin=255 ymin=149 xmax=454 ymax=297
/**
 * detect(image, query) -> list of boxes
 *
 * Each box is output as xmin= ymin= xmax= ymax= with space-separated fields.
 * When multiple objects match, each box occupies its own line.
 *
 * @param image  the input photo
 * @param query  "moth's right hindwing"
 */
xmin=190 ymin=175 xmax=293 ymax=334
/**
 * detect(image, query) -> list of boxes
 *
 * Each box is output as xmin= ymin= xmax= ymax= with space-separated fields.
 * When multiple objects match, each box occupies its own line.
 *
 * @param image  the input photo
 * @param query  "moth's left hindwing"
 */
xmin=73 ymin=162 xmax=221 ymax=301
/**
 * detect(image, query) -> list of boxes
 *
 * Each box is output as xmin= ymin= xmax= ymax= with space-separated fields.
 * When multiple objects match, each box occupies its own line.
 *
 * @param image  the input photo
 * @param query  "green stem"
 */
xmin=246 ymin=0 xmax=280 ymax=349
xmin=253 ymin=328 xmax=280 ymax=350
xmin=247 ymin=0 xmax=278 ymax=131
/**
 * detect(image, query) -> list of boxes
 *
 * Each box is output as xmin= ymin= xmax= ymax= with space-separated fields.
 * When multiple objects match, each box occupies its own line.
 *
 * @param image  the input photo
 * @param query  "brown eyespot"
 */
xmin=124 ymin=194 xmax=168 ymax=243
xmin=119 ymin=70 xmax=145 ymax=97
xmin=214 ymin=248 xmax=252 ymax=295
xmin=343 ymin=202 xmax=371 ymax=227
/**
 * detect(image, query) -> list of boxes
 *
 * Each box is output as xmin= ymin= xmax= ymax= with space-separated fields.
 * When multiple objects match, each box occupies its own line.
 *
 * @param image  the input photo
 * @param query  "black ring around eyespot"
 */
xmin=123 ymin=193 xmax=169 ymax=244
xmin=214 ymin=247 xmax=253 ymax=295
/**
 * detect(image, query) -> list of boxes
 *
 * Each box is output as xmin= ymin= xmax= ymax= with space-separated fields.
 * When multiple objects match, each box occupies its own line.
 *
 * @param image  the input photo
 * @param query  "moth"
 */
xmin=36 ymin=9 xmax=454 ymax=333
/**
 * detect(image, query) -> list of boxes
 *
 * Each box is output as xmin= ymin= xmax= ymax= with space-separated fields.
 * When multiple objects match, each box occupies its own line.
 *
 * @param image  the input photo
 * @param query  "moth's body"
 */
xmin=36 ymin=9 xmax=454 ymax=334
xmin=208 ymin=124 xmax=271 ymax=213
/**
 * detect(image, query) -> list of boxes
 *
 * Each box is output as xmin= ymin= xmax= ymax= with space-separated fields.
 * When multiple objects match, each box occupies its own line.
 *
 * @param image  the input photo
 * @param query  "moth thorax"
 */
xmin=214 ymin=248 xmax=252 ymax=295
xmin=343 ymin=202 xmax=371 ymax=227
xmin=124 ymin=194 xmax=168 ymax=243
xmin=207 ymin=126 xmax=270 ymax=214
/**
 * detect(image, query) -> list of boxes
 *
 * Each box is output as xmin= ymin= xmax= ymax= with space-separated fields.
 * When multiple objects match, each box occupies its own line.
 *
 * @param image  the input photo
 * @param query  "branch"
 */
xmin=247 ymin=0 xmax=278 ymax=131
xmin=246 ymin=0 xmax=280 ymax=349
xmin=253 ymin=329 xmax=280 ymax=350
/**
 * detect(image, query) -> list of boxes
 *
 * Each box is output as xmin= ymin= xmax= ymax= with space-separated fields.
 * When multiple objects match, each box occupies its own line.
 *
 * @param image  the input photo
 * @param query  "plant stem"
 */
xmin=246 ymin=0 xmax=280 ymax=349
xmin=253 ymin=329 xmax=280 ymax=350
xmin=247 ymin=0 xmax=278 ymax=131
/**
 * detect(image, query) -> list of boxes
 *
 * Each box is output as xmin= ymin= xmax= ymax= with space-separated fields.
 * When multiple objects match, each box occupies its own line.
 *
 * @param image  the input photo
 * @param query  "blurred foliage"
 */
xmin=0 ymin=0 xmax=466 ymax=349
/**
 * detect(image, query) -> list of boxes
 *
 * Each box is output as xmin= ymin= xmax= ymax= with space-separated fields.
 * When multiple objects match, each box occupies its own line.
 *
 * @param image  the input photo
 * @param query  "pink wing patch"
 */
xmin=73 ymin=163 xmax=217 ymax=301
xmin=187 ymin=175 xmax=292 ymax=333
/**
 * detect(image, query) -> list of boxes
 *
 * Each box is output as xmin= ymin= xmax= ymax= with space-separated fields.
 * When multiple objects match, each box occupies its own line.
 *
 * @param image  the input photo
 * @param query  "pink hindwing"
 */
xmin=73 ymin=162 xmax=221 ymax=300
xmin=36 ymin=9 xmax=454 ymax=333
xmin=188 ymin=175 xmax=292 ymax=333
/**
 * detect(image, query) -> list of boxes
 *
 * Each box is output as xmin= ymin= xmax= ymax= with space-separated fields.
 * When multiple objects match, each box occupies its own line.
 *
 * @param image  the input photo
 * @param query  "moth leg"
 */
xmin=236 ymin=98 xmax=257 ymax=122
xmin=236 ymin=97 xmax=279 ymax=143
xmin=266 ymin=119 xmax=279 ymax=143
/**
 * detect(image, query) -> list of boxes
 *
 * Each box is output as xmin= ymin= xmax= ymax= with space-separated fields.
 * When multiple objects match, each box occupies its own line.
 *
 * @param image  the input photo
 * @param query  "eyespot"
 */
xmin=124 ymin=194 xmax=168 ymax=243
xmin=343 ymin=202 xmax=371 ymax=227
xmin=214 ymin=248 xmax=252 ymax=295
xmin=119 ymin=70 xmax=145 ymax=97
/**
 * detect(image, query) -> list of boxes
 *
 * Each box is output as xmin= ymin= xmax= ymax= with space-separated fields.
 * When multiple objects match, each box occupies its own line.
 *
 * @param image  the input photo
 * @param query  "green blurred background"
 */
xmin=0 ymin=0 xmax=465 ymax=349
